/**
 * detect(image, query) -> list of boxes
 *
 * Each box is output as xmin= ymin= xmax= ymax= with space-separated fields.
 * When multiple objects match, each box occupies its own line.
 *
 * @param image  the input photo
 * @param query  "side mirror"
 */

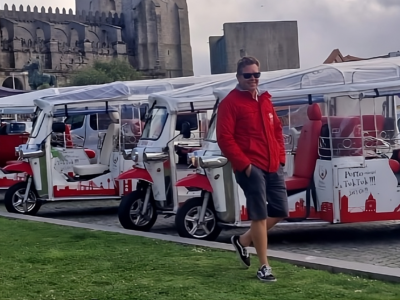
xmin=180 ymin=121 xmax=191 ymax=139
xmin=52 ymin=122 xmax=66 ymax=133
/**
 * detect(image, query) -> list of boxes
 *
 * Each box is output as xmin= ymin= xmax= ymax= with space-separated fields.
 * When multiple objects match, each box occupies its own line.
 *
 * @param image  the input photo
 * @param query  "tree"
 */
xmin=37 ymin=83 xmax=51 ymax=90
xmin=67 ymin=59 xmax=142 ymax=86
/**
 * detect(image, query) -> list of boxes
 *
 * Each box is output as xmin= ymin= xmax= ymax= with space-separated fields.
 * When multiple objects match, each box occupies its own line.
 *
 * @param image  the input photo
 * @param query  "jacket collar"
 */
xmin=235 ymin=84 xmax=271 ymax=99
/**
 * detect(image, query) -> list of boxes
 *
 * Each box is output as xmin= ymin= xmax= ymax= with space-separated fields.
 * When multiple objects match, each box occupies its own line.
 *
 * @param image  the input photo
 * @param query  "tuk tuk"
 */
xmin=0 ymin=77 xmax=216 ymax=200
xmin=2 ymin=81 xmax=171 ymax=215
xmin=115 ymin=68 xmax=301 ymax=232
xmin=174 ymin=56 xmax=400 ymax=240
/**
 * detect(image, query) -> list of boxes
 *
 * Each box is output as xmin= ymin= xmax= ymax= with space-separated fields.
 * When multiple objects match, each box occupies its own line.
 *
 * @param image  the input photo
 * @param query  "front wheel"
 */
xmin=118 ymin=190 xmax=158 ymax=231
xmin=175 ymin=197 xmax=222 ymax=241
xmin=4 ymin=181 xmax=42 ymax=215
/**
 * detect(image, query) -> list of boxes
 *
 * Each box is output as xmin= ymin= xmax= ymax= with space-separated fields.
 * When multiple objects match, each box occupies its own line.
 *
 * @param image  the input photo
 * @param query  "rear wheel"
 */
xmin=4 ymin=181 xmax=42 ymax=215
xmin=118 ymin=190 xmax=158 ymax=231
xmin=175 ymin=197 xmax=221 ymax=241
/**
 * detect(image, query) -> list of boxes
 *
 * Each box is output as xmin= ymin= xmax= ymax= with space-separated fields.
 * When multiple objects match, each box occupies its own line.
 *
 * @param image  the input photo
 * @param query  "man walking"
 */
xmin=216 ymin=56 xmax=288 ymax=282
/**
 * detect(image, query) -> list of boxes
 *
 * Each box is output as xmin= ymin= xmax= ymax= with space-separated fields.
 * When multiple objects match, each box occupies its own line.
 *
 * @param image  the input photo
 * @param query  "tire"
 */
xmin=4 ymin=181 xmax=42 ymax=215
xmin=118 ymin=190 xmax=158 ymax=231
xmin=175 ymin=197 xmax=222 ymax=241
xmin=285 ymin=218 xmax=304 ymax=223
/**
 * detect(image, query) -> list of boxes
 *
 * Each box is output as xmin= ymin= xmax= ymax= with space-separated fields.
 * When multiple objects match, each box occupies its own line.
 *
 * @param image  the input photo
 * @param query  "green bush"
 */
xmin=68 ymin=59 xmax=142 ymax=86
xmin=37 ymin=83 xmax=51 ymax=90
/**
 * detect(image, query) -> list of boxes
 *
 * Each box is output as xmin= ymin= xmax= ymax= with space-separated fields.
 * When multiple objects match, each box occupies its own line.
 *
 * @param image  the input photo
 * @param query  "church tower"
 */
xmin=122 ymin=0 xmax=193 ymax=77
xmin=75 ymin=0 xmax=123 ymax=14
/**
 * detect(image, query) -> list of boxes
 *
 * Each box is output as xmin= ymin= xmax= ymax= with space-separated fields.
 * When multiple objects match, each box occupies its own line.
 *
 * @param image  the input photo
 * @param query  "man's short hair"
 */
xmin=236 ymin=56 xmax=260 ymax=75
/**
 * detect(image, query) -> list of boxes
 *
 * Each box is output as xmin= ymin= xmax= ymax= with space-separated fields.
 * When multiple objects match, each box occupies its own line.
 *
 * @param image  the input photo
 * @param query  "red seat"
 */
xmin=389 ymin=159 xmax=400 ymax=173
xmin=285 ymin=177 xmax=310 ymax=190
xmin=64 ymin=124 xmax=73 ymax=148
xmin=6 ymin=160 xmax=23 ymax=165
xmin=362 ymin=115 xmax=385 ymax=137
xmin=285 ymin=104 xmax=322 ymax=191
xmin=321 ymin=116 xmax=362 ymax=156
xmin=84 ymin=149 xmax=96 ymax=159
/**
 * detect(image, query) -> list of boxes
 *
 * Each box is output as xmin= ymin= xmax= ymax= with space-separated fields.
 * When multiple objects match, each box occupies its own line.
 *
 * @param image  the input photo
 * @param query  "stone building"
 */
xmin=209 ymin=21 xmax=300 ymax=74
xmin=0 ymin=0 xmax=194 ymax=90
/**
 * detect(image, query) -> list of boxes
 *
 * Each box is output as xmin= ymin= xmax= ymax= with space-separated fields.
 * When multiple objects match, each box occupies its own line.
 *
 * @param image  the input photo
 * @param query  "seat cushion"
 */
xmin=6 ymin=160 xmax=23 ymax=165
xmin=285 ymin=176 xmax=310 ymax=191
xmin=73 ymin=164 xmax=109 ymax=176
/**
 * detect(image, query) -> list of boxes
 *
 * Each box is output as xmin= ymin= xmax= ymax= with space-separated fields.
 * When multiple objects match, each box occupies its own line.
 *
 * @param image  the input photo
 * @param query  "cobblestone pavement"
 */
xmin=1 ymin=198 xmax=400 ymax=268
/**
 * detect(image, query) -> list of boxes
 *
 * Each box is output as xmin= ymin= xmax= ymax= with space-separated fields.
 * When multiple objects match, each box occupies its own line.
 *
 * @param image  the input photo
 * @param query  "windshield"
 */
xmin=30 ymin=108 xmax=44 ymax=138
xmin=205 ymin=111 xmax=217 ymax=142
xmin=141 ymin=107 xmax=168 ymax=140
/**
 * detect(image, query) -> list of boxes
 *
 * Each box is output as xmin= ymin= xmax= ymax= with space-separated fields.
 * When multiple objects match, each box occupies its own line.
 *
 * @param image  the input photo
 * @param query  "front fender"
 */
xmin=116 ymin=168 xmax=153 ymax=183
xmin=3 ymin=161 xmax=33 ymax=176
xmin=175 ymin=173 xmax=213 ymax=192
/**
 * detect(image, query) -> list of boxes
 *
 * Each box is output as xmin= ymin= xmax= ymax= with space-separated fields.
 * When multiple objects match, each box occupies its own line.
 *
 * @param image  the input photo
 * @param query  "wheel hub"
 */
xmin=12 ymin=188 xmax=37 ymax=213
xmin=184 ymin=206 xmax=216 ymax=239
xmin=129 ymin=198 xmax=153 ymax=227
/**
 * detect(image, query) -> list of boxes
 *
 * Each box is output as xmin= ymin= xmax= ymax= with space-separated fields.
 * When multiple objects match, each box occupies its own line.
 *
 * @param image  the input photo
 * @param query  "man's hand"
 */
xmin=245 ymin=164 xmax=252 ymax=177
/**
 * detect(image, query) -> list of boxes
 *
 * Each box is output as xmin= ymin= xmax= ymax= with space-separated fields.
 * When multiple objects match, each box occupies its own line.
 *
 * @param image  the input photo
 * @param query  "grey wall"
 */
xmin=209 ymin=36 xmax=226 ymax=75
xmin=122 ymin=0 xmax=193 ymax=77
xmin=0 ymin=0 xmax=194 ymax=85
xmin=210 ymin=21 xmax=300 ymax=74
xmin=76 ymin=0 xmax=123 ymax=14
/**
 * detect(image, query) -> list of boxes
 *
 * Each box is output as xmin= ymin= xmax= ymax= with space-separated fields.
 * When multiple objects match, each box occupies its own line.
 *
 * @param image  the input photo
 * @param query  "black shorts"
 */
xmin=234 ymin=165 xmax=289 ymax=221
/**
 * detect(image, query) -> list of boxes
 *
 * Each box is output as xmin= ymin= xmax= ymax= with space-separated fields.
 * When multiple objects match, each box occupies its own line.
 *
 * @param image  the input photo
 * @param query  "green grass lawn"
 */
xmin=0 ymin=218 xmax=399 ymax=300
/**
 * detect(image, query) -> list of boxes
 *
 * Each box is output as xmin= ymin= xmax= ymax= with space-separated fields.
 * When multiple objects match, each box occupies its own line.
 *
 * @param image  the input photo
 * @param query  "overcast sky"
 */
xmin=2 ymin=0 xmax=400 ymax=75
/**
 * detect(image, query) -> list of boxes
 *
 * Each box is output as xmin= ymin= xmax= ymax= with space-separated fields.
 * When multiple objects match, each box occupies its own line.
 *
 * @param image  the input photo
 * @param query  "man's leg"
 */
xmin=249 ymin=219 xmax=267 ymax=266
xmin=231 ymin=166 xmax=276 ymax=280
xmin=255 ymin=166 xmax=289 ymax=280
xmin=239 ymin=217 xmax=282 ymax=248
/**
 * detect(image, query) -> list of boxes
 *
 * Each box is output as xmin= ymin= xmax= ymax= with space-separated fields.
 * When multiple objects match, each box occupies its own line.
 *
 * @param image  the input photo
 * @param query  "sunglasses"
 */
xmin=242 ymin=72 xmax=261 ymax=79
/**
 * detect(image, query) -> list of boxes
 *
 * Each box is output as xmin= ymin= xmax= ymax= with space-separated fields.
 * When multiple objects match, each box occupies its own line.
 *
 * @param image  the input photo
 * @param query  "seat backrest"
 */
xmin=293 ymin=104 xmax=322 ymax=179
xmin=64 ymin=124 xmax=73 ymax=148
xmin=362 ymin=115 xmax=385 ymax=134
xmin=320 ymin=116 xmax=363 ymax=156
xmin=100 ymin=123 xmax=120 ymax=166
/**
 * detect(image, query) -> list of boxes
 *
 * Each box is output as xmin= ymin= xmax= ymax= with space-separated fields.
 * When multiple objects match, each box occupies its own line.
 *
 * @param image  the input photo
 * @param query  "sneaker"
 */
xmin=231 ymin=235 xmax=250 ymax=268
xmin=257 ymin=265 xmax=277 ymax=282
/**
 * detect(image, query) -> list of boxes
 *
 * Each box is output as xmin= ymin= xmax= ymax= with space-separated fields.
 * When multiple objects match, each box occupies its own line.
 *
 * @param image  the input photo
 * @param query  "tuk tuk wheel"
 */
xmin=4 ymin=181 xmax=42 ymax=215
xmin=118 ymin=190 xmax=158 ymax=231
xmin=175 ymin=197 xmax=222 ymax=241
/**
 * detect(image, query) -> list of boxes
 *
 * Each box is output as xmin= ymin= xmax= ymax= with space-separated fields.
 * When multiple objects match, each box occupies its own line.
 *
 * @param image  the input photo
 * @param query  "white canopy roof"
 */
xmin=148 ymin=68 xmax=300 ymax=112
xmin=0 ymin=85 xmax=91 ymax=111
xmin=34 ymin=72 xmax=245 ymax=107
xmin=214 ymin=56 xmax=400 ymax=105
xmin=0 ymin=73 xmax=236 ymax=113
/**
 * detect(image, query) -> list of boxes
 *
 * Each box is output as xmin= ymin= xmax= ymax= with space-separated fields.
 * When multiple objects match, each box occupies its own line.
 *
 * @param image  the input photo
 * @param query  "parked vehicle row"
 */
xmin=4 ymin=57 xmax=400 ymax=242
xmin=117 ymin=56 xmax=400 ymax=240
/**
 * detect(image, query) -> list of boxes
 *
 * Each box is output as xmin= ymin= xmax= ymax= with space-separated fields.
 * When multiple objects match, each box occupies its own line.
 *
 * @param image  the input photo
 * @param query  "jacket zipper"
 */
xmin=258 ymin=99 xmax=272 ymax=172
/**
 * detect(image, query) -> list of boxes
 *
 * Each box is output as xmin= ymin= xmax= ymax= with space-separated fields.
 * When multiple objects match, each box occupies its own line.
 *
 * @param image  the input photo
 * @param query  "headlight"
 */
xmin=190 ymin=156 xmax=200 ymax=167
xmin=20 ymin=146 xmax=45 ymax=158
xmin=131 ymin=150 xmax=139 ymax=162
xmin=143 ymin=152 xmax=169 ymax=162
xmin=199 ymin=156 xmax=228 ymax=169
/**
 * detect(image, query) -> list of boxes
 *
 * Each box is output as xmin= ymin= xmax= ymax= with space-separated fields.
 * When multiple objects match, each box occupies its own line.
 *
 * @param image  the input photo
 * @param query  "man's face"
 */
xmin=237 ymin=64 xmax=260 ymax=91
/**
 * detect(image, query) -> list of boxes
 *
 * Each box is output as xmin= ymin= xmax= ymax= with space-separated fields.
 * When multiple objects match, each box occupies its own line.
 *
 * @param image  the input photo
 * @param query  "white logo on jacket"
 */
xmin=269 ymin=113 xmax=274 ymax=125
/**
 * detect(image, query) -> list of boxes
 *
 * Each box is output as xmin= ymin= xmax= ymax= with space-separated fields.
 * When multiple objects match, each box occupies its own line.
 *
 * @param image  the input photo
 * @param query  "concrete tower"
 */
xmin=75 ymin=0 xmax=123 ymax=14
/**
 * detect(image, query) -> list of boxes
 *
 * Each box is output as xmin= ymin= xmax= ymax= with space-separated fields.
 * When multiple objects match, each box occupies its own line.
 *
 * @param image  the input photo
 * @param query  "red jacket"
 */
xmin=216 ymin=87 xmax=285 ymax=173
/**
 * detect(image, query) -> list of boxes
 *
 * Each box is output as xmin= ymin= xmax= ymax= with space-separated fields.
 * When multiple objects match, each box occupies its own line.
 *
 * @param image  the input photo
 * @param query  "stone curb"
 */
xmin=1 ymin=211 xmax=399 ymax=283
